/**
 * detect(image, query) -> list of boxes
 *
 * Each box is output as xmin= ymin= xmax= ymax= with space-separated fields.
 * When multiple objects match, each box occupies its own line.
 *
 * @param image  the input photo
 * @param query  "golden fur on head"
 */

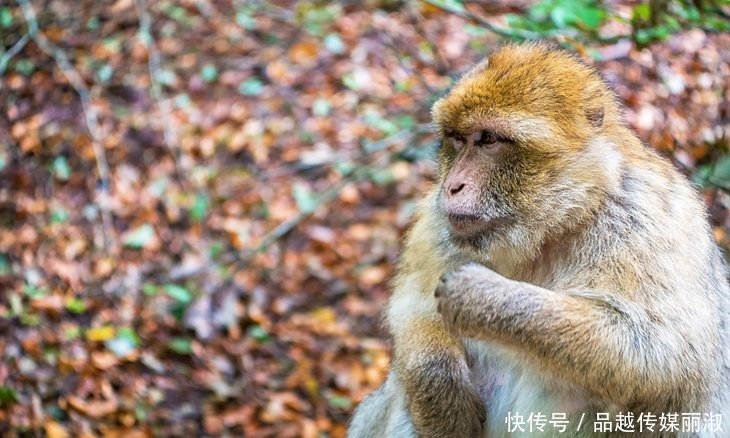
xmin=433 ymin=42 xmax=617 ymax=152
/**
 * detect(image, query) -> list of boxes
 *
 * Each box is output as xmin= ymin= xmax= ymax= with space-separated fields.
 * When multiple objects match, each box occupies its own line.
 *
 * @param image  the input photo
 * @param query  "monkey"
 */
xmin=348 ymin=42 xmax=730 ymax=438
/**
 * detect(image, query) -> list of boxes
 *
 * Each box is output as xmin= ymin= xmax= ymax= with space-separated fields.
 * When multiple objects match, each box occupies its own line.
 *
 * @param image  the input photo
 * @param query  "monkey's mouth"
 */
xmin=447 ymin=214 xmax=506 ymax=238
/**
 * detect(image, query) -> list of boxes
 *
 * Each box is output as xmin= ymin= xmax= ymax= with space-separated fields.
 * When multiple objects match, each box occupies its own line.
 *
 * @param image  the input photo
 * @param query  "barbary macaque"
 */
xmin=348 ymin=42 xmax=730 ymax=437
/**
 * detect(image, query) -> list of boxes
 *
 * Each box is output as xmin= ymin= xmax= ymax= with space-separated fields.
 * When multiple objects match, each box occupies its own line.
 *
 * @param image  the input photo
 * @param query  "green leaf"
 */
xmin=166 ymin=5 xmax=188 ymax=22
xmin=117 ymin=327 xmax=140 ymax=346
xmin=364 ymin=111 xmax=398 ymax=136
xmin=64 ymin=326 xmax=82 ymax=340
xmin=190 ymin=193 xmax=209 ymax=221
xmin=300 ymin=4 xmax=341 ymax=36
xmin=164 ymin=284 xmax=194 ymax=304
xmin=200 ymin=64 xmax=218 ymax=82
xmin=312 ymin=98 xmax=331 ymax=116
xmin=341 ymin=72 xmax=360 ymax=91
xmin=52 ymin=156 xmax=71 ymax=181
xmin=135 ymin=403 xmax=149 ymax=421
xmin=246 ymin=324 xmax=270 ymax=342
xmin=417 ymin=42 xmax=435 ymax=63
xmin=65 ymin=297 xmax=86 ymax=314
xmin=465 ymin=24 xmax=489 ymax=36
xmin=633 ymin=3 xmax=651 ymax=22
xmin=708 ymin=156 xmax=730 ymax=188
xmin=23 ymin=284 xmax=48 ymax=299
xmin=366 ymin=168 xmax=395 ymax=186
xmin=15 ymin=59 xmax=35 ymax=76
xmin=0 ymin=386 xmax=18 ymax=406
xmin=149 ymin=177 xmax=169 ymax=198
xmin=334 ymin=161 xmax=355 ymax=176
xmin=122 ymin=224 xmax=155 ymax=249
xmin=395 ymin=80 xmax=411 ymax=92
xmin=9 ymin=293 xmax=22 ymax=316
xmin=235 ymin=10 xmax=256 ymax=29
xmin=86 ymin=16 xmax=100 ymax=30
xmin=102 ymin=37 xmax=122 ymax=53
xmin=395 ymin=115 xmax=415 ymax=130
xmin=426 ymin=0 xmax=465 ymax=13
xmin=174 ymin=93 xmax=193 ymax=109
xmin=142 ymin=283 xmax=159 ymax=296
xmin=323 ymin=33 xmax=345 ymax=54
xmin=575 ymin=7 xmax=604 ymax=30
xmin=20 ymin=312 xmax=40 ymax=326
xmin=292 ymin=183 xmax=317 ymax=214
xmin=167 ymin=337 xmax=193 ymax=354
xmin=106 ymin=327 xmax=140 ymax=357
xmin=0 ymin=254 xmax=9 ymax=276
xmin=0 ymin=7 xmax=13 ymax=28
xmin=209 ymin=242 xmax=223 ymax=260
xmin=550 ymin=5 xmax=573 ymax=28
xmin=96 ymin=63 xmax=113 ymax=83
xmin=155 ymin=69 xmax=176 ymax=86
xmin=239 ymin=77 xmax=264 ymax=96
xmin=50 ymin=208 xmax=69 ymax=224
xmin=327 ymin=394 xmax=353 ymax=409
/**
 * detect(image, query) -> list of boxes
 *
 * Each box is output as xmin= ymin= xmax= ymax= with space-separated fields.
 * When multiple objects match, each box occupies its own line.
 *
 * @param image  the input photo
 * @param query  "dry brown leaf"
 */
xmin=66 ymin=395 xmax=119 ymax=419
xmin=44 ymin=421 xmax=69 ymax=438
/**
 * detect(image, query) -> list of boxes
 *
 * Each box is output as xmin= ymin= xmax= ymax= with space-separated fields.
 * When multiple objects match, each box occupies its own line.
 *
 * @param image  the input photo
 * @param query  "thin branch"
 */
xmin=250 ymin=127 xmax=429 ymax=183
xmin=243 ymin=169 xmax=362 ymax=260
xmin=0 ymin=33 xmax=31 ymax=74
xmin=17 ymin=0 xmax=114 ymax=250
xmin=133 ymin=0 xmax=185 ymax=177
xmin=419 ymin=0 xmax=541 ymax=40
xmin=162 ymin=168 xmax=364 ymax=282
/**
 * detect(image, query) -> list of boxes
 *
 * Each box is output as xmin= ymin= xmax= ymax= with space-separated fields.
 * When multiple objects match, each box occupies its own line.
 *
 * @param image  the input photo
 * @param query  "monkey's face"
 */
xmin=435 ymin=126 xmax=561 ymax=251
xmin=431 ymin=43 xmax=615 ymax=255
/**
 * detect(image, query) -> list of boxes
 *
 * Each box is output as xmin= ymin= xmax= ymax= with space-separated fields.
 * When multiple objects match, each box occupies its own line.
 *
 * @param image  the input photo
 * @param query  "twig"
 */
xmin=17 ymin=0 xmax=114 ymax=250
xmin=162 ymin=168 xmax=365 ymax=282
xmin=0 ymin=33 xmax=31 ymax=74
xmin=419 ymin=0 xmax=541 ymax=40
xmin=251 ymin=127 xmax=429 ymax=183
xmin=133 ymin=0 xmax=185 ymax=178
xmin=243 ymin=169 xmax=363 ymax=260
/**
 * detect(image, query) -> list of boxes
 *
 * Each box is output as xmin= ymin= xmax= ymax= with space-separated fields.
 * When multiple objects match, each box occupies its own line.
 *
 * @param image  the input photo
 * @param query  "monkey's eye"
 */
xmin=476 ymin=130 xmax=498 ymax=147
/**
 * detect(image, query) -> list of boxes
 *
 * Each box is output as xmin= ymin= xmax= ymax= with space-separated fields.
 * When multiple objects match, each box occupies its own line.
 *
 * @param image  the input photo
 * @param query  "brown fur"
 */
xmin=348 ymin=42 xmax=730 ymax=438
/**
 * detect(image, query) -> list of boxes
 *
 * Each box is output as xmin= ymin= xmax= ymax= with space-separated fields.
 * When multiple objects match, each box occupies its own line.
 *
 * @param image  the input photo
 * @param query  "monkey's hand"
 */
xmin=435 ymin=263 xmax=514 ymax=338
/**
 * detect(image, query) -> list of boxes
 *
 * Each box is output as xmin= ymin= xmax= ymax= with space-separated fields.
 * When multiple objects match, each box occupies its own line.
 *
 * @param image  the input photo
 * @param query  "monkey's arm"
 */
xmin=386 ymin=211 xmax=486 ymax=437
xmin=435 ymin=263 xmax=694 ymax=404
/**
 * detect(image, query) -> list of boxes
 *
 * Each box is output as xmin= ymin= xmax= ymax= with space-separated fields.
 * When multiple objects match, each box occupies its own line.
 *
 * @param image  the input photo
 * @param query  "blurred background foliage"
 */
xmin=0 ymin=0 xmax=728 ymax=436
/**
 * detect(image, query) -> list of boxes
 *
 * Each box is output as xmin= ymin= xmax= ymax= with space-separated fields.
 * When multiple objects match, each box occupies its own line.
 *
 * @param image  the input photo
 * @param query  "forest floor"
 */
xmin=0 ymin=1 xmax=729 ymax=437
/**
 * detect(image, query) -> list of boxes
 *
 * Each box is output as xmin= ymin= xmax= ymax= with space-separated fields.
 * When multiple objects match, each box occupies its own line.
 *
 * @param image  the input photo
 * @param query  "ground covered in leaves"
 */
xmin=0 ymin=1 xmax=728 ymax=437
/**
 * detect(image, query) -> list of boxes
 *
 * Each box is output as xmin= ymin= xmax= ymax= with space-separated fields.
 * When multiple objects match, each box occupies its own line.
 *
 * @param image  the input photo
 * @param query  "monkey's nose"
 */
xmin=448 ymin=183 xmax=466 ymax=196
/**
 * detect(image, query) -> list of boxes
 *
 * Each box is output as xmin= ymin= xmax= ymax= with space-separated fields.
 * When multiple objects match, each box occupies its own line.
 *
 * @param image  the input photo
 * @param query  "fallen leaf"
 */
xmin=44 ymin=421 xmax=69 ymax=438
xmin=86 ymin=326 xmax=116 ymax=342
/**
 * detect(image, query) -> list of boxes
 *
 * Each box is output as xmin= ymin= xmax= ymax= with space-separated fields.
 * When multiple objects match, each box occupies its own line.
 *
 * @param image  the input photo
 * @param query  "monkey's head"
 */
xmin=432 ymin=42 xmax=622 ymax=259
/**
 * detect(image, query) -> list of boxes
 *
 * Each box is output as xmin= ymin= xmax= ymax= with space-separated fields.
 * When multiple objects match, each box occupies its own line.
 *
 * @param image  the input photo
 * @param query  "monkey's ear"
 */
xmin=585 ymin=106 xmax=604 ymax=128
